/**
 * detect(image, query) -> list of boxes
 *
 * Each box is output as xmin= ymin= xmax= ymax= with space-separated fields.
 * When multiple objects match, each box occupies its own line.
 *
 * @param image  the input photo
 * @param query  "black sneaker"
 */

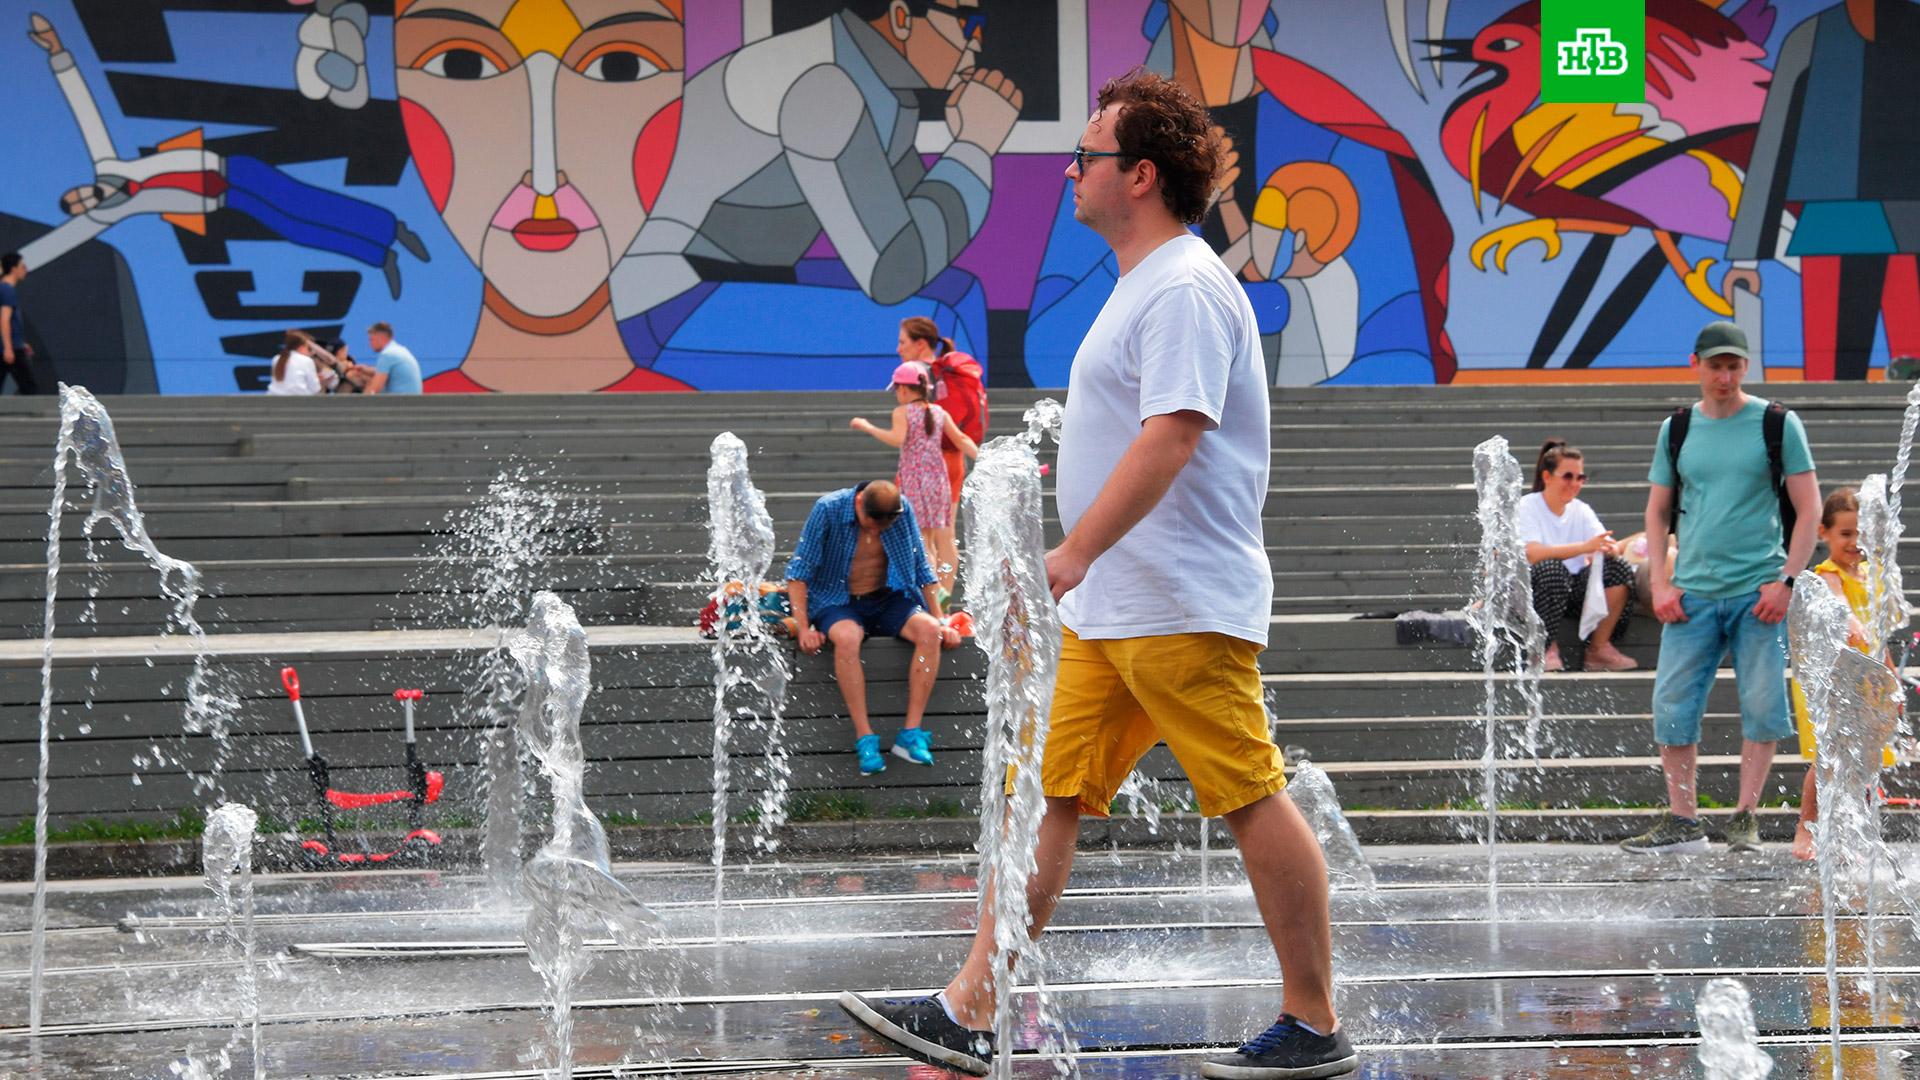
xmin=1619 ymin=811 xmax=1709 ymax=854
xmin=837 ymin=990 xmax=994 ymax=1075
xmin=1202 ymin=1015 xmax=1357 ymax=1079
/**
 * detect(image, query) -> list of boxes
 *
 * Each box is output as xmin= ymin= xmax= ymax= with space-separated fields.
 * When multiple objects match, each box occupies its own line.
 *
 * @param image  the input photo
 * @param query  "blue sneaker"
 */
xmin=891 ymin=727 xmax=934 ymax=766
xmin=855 ymin=734 xmax=886 ymax=775
xmin=1202 ymin=1015 xmax=1356 ymax=1078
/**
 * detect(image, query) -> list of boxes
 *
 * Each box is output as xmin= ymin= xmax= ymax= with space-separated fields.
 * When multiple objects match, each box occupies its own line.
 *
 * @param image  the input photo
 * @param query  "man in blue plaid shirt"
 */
xmin=788 ymin=480 xmax=961 ymax=775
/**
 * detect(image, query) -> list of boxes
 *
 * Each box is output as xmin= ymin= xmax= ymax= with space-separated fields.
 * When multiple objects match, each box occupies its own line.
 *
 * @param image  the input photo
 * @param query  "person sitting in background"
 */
xmin=786 ymin=480 xmax=960 ymax=775
xmin=265 ymin=329 xmax=339 ymax=396
xmin=361 ymin=321 xmax=422 ymax=394
xmin=1519 ymin=439 xmax=1638 ymax=672
xmin=318 ymin=339 xmax=366 ymax=393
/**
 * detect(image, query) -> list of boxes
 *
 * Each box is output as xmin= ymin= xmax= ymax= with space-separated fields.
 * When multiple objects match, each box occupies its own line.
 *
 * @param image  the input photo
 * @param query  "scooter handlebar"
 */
xmin=280 ymin=666 xmax=301 ymax=701
xmin=393 ymin=688 xmax=425 ymax=701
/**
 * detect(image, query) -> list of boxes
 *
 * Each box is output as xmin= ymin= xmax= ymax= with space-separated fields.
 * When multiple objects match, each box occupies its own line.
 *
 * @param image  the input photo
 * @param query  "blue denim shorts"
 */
xmin=812 ymin=590 xmax=923 ymax=640
xmin=1650 ymin=590 xmax=1792 ymax=746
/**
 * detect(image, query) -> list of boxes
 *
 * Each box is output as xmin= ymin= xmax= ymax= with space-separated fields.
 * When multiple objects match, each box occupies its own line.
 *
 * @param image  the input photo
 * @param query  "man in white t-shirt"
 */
xmin=838 ymin=71 xmax=1354 ymax=1080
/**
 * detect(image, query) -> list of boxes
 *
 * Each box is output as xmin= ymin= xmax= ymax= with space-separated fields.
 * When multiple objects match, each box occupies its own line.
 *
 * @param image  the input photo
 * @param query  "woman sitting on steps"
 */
xmin=1519 ymin=439 xmax=1639 ymax=672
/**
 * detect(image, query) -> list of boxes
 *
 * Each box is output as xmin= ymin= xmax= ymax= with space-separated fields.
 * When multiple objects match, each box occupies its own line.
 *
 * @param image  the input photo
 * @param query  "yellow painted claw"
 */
xmin=1686 ymin=257 xmax=1734 ymax=317
xmin=1470 ymin=219 xmax=1562 ymax=273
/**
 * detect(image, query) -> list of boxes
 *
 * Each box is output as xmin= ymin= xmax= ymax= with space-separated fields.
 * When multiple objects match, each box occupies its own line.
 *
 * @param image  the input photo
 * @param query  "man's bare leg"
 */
xmin=1223 ymin=792 xmax=1337 ymax=1033
xmin=942 ymin=796 xmax=1083 ymax=1029
xmin=899 ymin=613 xmax=944 ymax=731
xmin=1662 ymin=743 xmax=1699 ymax=817
xmin=828 ymin=622 xmax=872 ymax=739
xmin=1735 ymin=738 xmax=1776 ymax=812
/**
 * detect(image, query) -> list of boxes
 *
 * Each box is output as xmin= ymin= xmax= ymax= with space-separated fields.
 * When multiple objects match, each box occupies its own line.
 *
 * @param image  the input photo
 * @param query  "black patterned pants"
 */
xmin=1530 ymin=555 xmax=1634 ymax=642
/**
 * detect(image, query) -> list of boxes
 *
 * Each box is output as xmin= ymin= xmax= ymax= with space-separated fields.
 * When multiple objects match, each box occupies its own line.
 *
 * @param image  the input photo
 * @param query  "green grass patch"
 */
xmin=789 ymin=794 xmax=869 ymax=822
xmin=0 ymin=807 xmax=207 ymax=846
xmin=887 ymin=799 xmax=966 ymax=819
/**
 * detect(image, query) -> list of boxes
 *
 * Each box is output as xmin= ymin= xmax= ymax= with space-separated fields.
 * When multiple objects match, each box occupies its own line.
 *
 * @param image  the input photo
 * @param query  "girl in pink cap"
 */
xmin=852 ymin=363 xmax=978 ymax=597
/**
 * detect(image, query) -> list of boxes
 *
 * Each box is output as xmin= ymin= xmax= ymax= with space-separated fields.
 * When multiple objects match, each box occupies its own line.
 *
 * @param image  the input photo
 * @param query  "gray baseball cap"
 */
xmin=1693 ymin=320 xmax=1750 ymax=361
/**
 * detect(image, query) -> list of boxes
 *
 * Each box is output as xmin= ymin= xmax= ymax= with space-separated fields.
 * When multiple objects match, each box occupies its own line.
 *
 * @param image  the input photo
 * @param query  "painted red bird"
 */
xmin=1429 ymin=0 xmax=1776 ymax=368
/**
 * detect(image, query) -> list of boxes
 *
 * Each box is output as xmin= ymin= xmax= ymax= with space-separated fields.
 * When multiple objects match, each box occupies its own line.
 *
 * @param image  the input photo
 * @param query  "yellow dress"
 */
xmin=1792 ymin=558 xmax=1895 ymax=764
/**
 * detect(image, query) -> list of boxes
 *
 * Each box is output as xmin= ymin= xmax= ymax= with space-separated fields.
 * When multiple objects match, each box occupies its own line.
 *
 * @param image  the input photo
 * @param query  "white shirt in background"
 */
xmin=1516 ymin=491 xmax=1608 ymax=574
xmin=266 ymin=351 xmax=336 ymax=396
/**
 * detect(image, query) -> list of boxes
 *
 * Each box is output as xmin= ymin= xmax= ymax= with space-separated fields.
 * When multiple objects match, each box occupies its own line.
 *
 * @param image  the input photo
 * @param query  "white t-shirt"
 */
xmin=1516 ymin=492 xmax=1607 ymax=574
xmin=266 ymin=352 xmax=332 ymax=396
xmin=1055 ymin=232 xmax=1272 ymax=645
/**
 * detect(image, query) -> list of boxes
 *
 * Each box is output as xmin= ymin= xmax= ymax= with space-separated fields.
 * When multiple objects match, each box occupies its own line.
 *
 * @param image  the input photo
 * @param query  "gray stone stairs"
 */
xmin=1 ymin=382 xmax=1914 ymax=836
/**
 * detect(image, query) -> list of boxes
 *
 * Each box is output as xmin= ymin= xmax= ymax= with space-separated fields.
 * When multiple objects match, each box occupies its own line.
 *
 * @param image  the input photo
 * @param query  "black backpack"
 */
xmin=1665 ymin=401 xmax=1794 ymax=544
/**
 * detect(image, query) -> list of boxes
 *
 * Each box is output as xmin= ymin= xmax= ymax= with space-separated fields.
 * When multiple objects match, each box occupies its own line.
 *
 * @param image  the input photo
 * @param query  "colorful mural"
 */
xmin=0 ymin=0 xmax=1914 ymax=393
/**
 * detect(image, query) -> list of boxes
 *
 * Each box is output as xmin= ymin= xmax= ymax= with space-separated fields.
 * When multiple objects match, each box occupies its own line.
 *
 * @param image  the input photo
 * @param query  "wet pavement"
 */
xmin=3 ymin=844 xmax=1918 ymax=1077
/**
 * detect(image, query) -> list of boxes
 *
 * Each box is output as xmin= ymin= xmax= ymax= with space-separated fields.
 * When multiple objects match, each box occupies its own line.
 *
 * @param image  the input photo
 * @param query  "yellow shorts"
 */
xmin=1036 ymin=628 xmax=1286 ymax=818
xmin=1791 ymin=677 xmax=1897 ymax=767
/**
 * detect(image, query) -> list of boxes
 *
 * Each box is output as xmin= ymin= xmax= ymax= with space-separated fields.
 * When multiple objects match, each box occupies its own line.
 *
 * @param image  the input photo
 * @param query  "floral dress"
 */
xmin=898 ymin=402 xmax=953 ymax=529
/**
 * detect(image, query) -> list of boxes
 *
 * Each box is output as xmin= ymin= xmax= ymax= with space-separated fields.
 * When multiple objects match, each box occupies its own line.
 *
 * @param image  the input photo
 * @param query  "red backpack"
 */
xmin=929 ymin=351 xmax=987 ymax=445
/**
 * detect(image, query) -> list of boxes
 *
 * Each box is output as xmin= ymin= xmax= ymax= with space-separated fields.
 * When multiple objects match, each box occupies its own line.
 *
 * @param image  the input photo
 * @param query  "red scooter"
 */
xmin=281 ymin=666 xmax=445 ymax=867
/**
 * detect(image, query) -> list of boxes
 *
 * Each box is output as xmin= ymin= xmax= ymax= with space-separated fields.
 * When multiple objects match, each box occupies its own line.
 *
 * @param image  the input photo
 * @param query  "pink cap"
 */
xmin=887 ymin=361 xmax=928 ymax=388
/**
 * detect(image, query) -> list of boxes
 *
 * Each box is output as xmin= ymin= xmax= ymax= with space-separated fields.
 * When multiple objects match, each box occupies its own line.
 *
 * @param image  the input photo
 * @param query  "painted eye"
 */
xmin=1486 ymin=37 xmax=1522 ymax=52
xmin=421 ymin=48 xmax=501 ymax=79
xmin=580 ymin=49 xmax=661 ymax=83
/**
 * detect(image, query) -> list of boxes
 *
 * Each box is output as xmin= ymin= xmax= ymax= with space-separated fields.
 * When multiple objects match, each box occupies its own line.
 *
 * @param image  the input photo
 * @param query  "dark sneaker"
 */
xmin=1619 ymin=811 xmax=1709 ymax=854
xmin=837 ymin=991 xmax=993 ymax=1075
xmin=1723 ymin=809 xmax=1762 ymax=852
xmin=1202 ymin=1015 xmax=1357 ymax=1079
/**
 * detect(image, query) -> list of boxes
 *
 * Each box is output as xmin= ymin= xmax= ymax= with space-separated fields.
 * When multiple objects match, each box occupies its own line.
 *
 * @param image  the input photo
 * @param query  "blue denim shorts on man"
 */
xmin=1651 ymin=590 xmax=1792 ymax=746
xmin=812 ymin=589 xmax=924 ymax=640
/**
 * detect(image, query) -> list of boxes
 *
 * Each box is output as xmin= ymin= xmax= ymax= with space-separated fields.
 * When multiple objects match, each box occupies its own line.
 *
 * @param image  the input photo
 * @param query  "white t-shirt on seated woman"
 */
xmin=266 ymin=351 xmax=337 ymax=396
xmin=1516 ymin=491 xmax=1607 ymax=575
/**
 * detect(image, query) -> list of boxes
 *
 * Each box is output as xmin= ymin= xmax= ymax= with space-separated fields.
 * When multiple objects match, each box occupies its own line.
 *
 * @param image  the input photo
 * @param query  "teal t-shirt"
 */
xmin=1648 ymin=397 xmax=1814 ymax=599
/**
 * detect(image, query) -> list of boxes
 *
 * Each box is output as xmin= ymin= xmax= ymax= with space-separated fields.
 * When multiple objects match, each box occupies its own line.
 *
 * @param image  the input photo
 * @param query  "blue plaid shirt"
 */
xmin=784 ymin=485 xmax=937 ymax=608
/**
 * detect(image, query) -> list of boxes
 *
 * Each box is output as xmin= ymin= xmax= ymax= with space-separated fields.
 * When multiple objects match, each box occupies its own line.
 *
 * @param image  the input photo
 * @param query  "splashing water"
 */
xmin=32 ymin=386 xmax=232 ymax=1036
xmin=1857 ymin=476 xmax=1909 ymax=661
xmin=963 ymin=399 xmax=1076 ymax=1078
xmin=704 ymin=432 xmax=790 ymax=934
xmin=479 ymin=646 xmax=531 ymax=905
xmin=440 ymin=465 xmax=611 ymax=906
xmin=1790 ymin=575 xmax=1901 ymax=1078
xmin=202 ymin=803 xmax=262 ymax=1079
xmin=1287 ymin=762 xmax=1377 ymax=893
xmin=410 ymin=461 xmax=611 ymax=629
xmin=1854 ymin=475 xmax=1907 ymax=1005
xmin=1696 ymin=978 xmax=1774 ymax=1079
xmin=1883 ymin=381 xmax=1920 ymax=702
xmin=508 ymin=592 xmax=665 ymax=1079
xmin=1465 ymin=437 xmax=1544 ymax=923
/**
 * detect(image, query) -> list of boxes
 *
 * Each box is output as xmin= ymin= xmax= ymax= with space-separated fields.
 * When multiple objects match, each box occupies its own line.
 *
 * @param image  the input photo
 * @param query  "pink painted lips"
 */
xmin=490 ymin=183 xmax=600 ymax=253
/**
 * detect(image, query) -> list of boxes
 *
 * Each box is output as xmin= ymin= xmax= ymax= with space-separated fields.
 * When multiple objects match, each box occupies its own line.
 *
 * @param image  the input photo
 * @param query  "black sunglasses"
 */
xmin=1071 ymin=144 xmax=1128 ymax=172
xmin=1556 ymin=471 xmax=1588 ymax=482
xmin=925 ymin=1 xmax=985 ymax=41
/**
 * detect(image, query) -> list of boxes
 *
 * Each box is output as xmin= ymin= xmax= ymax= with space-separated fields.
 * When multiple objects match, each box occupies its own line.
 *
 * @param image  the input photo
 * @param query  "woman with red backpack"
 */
xmin=896 ymin=316 xmax=988 ymax=528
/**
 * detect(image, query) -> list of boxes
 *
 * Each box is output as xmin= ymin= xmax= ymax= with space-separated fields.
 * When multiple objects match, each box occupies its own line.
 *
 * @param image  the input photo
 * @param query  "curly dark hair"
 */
xmin=1094 ymin=69 xmax=1223 ymax=225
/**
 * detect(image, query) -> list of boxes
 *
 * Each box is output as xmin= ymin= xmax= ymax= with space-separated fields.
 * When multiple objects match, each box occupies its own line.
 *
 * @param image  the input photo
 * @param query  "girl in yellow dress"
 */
xmin=1791 ymin=488 xmax=1884 ymax=860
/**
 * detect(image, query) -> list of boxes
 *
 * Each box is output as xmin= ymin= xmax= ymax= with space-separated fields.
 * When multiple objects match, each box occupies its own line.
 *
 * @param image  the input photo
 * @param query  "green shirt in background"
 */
xmin=1648 ymin=397 xmax=1814 ymax=600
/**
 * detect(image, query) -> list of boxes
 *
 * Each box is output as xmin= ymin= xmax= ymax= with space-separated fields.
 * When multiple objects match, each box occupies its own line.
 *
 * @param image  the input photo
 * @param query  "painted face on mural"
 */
xmin=395 ymin=0 xmax=683 ymax=321
xmin=1168 ymin=0 xmax=1269 ymax=48
xmin=887 ymin=0 xmax=984 ymax=90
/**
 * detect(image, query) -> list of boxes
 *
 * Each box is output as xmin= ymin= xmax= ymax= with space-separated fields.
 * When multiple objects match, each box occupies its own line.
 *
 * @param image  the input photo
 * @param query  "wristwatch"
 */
xmin=1778 ymin=573 xmax=1795 ymax=588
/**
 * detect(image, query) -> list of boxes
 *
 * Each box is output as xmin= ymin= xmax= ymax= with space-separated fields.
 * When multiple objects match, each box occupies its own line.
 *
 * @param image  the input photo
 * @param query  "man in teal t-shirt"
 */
xmin=1622 ymin=321 xmax=1822 ymax=856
